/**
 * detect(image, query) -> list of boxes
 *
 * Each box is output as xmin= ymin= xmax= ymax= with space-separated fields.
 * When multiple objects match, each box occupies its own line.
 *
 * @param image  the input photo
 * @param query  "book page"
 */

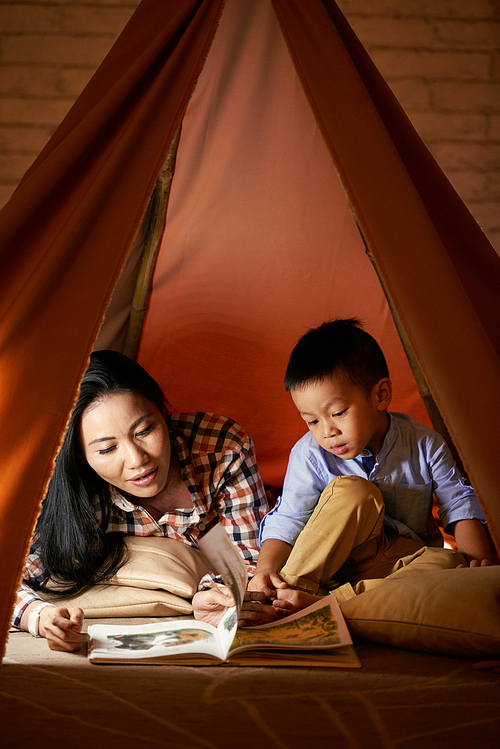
xmin=88 ymin=618 xmax=227 ymax=662
xmin=197 ymin=522 xmax=248 ymax=611
xmin=88 ymin=524 xmax=248 ymax=664
xmin=215 ymin=603 xmax=239 ymax=659
xmin=228 ymin=595 xmax=352 ymax=656
xmin=229 ymin=646 xmax=361 ymax=668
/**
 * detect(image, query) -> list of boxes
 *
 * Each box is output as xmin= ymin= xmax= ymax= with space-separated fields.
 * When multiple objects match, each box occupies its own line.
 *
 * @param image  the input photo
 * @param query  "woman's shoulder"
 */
xmin=170 ymin=412 xmax=250 ymax=451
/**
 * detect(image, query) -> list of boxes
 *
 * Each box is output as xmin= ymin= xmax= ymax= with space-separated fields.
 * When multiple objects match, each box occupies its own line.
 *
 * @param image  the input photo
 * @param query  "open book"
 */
xmin=88 ymin=524 xmax=360 ymax=667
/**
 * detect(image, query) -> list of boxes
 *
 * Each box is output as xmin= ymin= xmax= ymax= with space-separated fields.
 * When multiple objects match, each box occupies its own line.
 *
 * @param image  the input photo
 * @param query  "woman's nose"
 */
xmin=125 ymin=441 xmax=147 ymax=467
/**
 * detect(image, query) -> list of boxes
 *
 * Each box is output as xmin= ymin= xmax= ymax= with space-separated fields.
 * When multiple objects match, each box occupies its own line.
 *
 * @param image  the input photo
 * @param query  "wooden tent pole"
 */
xmin=123 ymin=127 xmax=181 ymax=360
xmin=364 ymin=246 xmax=468 ymax=479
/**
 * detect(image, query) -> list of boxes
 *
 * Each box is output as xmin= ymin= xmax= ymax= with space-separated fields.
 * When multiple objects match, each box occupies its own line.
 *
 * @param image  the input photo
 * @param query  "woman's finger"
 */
xmin=209 ymin=586 xmax=235 ymax=607
xmin=45 ymin=626 xmax=89 ymax=652
xmin=42 ymin=608 xmax=89 ymax=652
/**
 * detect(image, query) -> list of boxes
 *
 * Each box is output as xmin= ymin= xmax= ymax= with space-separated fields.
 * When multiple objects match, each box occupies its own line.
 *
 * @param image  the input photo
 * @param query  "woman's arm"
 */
xmin=18 ymin=600 xmax=89 ymax=652
xmin=12 ymin=539 xmax=55 ymax=631
xmin=15 ymin=537 xmax=89 ymax=652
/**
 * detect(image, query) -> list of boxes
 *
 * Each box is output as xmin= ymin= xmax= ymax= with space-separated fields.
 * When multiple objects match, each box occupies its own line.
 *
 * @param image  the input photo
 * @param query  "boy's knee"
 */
xmin=319 ymin=475 xmax=383 ymax=513
xmin=392 ymin=545 xmax=467 ymax=573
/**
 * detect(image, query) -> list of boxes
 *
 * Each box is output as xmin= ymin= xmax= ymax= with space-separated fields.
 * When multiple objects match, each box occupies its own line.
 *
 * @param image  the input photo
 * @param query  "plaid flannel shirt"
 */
xmin=13 ymin=412 xmax=270 ymax=627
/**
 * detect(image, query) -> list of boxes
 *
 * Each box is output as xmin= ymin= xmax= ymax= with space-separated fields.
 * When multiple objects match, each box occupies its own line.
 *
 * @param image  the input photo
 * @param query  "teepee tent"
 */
xmin=1 ymin=0 xmax=499 ymax=656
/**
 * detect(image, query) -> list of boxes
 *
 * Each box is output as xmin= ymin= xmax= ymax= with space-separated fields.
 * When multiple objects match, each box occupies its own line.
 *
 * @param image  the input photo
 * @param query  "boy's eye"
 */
xmin=333 ymin=409 xmax=347 ymax=418
xmin=307 ymin=419 xmax=319 ymax=426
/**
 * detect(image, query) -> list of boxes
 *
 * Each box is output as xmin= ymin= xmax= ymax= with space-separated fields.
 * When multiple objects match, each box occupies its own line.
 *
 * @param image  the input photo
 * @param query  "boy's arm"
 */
xmin=426 ymin=432 xmax=492 ymax=561
xmin=250 ymin=436 xmax=329 ymax=597
xmin=248 ymin=539 xmax=292 ymax=597
xmin=451 ymin=518 xmax=497 ymax=565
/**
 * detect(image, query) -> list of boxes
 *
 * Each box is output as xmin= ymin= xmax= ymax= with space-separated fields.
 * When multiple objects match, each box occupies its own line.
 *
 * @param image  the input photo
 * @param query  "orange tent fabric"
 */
xmin=0 ymin=0 xmax=225 ymax=654
xmin=1 ymin=0 xmax=499 ymax=657
xmin=136 ymin=0 xmax=429 ymax=488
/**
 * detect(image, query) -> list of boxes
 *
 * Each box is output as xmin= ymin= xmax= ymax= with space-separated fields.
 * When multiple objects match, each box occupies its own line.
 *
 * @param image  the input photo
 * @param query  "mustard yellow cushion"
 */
xmin=340 ymin=565 xmax=500 ymax=658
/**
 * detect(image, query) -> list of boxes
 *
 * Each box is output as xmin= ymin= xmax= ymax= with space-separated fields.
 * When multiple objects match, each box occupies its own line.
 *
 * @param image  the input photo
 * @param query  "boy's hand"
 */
xmin=193 ymin=587 xmax=280 ymax=628
xmin=238 ymin=590 xmax=279 ymax=627
xmin=272 ymin=588 xmax=322 ymax=618
xmin=452 ymin=519 xmax=497 ymax=565
xmin=248 ymin=569 xmax=288 ymax=599
xmin=456 ymin=558 xmax=491 ymax=568
xmin=473 ymin=660 xmax=500 ymax=684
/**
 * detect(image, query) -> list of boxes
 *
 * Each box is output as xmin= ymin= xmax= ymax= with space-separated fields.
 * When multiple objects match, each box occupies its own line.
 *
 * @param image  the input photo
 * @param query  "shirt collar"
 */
xmin=375 ymin=412 xmax=397 ymax=460
xmin=109 ymin=484 xmax=137 ymax=512
xmin=357 ymin=412 xmax=396 ymax=462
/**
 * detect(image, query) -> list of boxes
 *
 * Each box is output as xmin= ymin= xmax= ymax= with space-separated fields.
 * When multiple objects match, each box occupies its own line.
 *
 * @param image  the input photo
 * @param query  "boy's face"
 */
xmin=291 ymin=374 xmax=391 ymax=459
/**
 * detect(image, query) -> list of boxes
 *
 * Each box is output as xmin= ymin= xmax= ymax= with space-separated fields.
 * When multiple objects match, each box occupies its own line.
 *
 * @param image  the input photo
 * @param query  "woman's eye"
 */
xmin=136 ymin=425 xmax=153 ymax=437
xmin=98 ymin=445 xmax=116 ymax=455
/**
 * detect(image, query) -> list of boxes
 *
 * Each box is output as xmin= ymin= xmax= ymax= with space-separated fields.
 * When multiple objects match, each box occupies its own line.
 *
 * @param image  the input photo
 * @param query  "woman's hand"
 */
xmin=192 ymin=586 xmax=237 ymax=627
xmin=39 ymin=606 xmax=89 ymax=652
xmin=192 ymin=587 xmax=279 ymax=628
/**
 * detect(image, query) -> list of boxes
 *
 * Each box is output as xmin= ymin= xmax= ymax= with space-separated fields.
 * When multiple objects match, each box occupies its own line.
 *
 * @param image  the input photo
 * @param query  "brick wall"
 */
xmin=1 ymin=0 xmax=499 ymax=251
xmin=0 ymin=0 xmax=139 ymax=206
xmin=339 ymin=0 xmax=500 ymax=252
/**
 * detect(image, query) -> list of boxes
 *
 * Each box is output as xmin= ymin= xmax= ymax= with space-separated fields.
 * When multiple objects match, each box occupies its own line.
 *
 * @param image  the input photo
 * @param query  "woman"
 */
xmin=14 ymin=350 xmax=274 ymax=651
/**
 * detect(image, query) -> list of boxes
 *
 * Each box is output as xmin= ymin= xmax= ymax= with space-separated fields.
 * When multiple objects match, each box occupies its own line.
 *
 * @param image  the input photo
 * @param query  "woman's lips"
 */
xmin=128 ymin=467 xmax=158 ymax=486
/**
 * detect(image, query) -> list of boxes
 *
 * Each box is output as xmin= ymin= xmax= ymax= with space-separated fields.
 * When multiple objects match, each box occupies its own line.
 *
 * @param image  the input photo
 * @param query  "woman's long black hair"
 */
xmin=31 ymin=350 xmax=169 ymax=597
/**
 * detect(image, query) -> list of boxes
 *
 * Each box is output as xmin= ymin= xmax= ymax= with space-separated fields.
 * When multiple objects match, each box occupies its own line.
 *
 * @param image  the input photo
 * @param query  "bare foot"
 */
xmin=272 ymin=588 xmax=322 ymax=617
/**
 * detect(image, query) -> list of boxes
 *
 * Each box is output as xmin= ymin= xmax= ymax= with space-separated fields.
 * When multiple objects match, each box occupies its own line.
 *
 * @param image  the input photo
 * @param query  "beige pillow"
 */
xmin=110 ymin=535 xmax=212 ymax=597
xmin=339 ymin=565 xmax=500 ymax=658
xmin=54 ymin=583 xmax=194 ymax=617
xmin=42 ymin=536 xmax=212 ymax=618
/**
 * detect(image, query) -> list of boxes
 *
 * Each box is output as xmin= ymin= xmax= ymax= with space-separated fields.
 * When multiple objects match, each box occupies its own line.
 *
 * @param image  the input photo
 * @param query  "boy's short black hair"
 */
xmin=284 ymin=318 xmax=389 ymax=394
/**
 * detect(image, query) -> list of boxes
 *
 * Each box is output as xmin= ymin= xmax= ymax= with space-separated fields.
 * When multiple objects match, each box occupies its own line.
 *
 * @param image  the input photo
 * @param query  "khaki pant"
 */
xmin=345 ymin=543 xmax=467 ymax=598
xmin=279 ymin=475 xmax=450 ymax=594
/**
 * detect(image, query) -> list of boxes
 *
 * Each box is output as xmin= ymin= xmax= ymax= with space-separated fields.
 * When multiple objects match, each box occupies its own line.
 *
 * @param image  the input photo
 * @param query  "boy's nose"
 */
xmin=323 ymin=422 xmax=340 ymax=438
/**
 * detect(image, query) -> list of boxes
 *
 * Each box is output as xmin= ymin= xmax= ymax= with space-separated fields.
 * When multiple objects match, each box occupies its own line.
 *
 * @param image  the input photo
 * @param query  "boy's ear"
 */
xmin=374 ymin=377 xmax=392 ymax=410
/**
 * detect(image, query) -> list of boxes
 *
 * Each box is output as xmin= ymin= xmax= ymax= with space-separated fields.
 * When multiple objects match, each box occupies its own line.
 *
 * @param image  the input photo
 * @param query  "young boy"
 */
xmin=249 ymin=319 xmax=494 ymax=608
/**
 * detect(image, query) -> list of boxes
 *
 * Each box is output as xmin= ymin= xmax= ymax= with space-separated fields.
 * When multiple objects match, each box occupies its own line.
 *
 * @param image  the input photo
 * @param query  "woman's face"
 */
xmin=79 ymin=392 xmax=171 ymax=501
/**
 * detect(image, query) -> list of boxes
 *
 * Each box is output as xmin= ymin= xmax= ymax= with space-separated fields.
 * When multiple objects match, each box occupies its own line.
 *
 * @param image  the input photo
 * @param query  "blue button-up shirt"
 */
xmin=260 ymin=412 xmax=484 ymax=547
